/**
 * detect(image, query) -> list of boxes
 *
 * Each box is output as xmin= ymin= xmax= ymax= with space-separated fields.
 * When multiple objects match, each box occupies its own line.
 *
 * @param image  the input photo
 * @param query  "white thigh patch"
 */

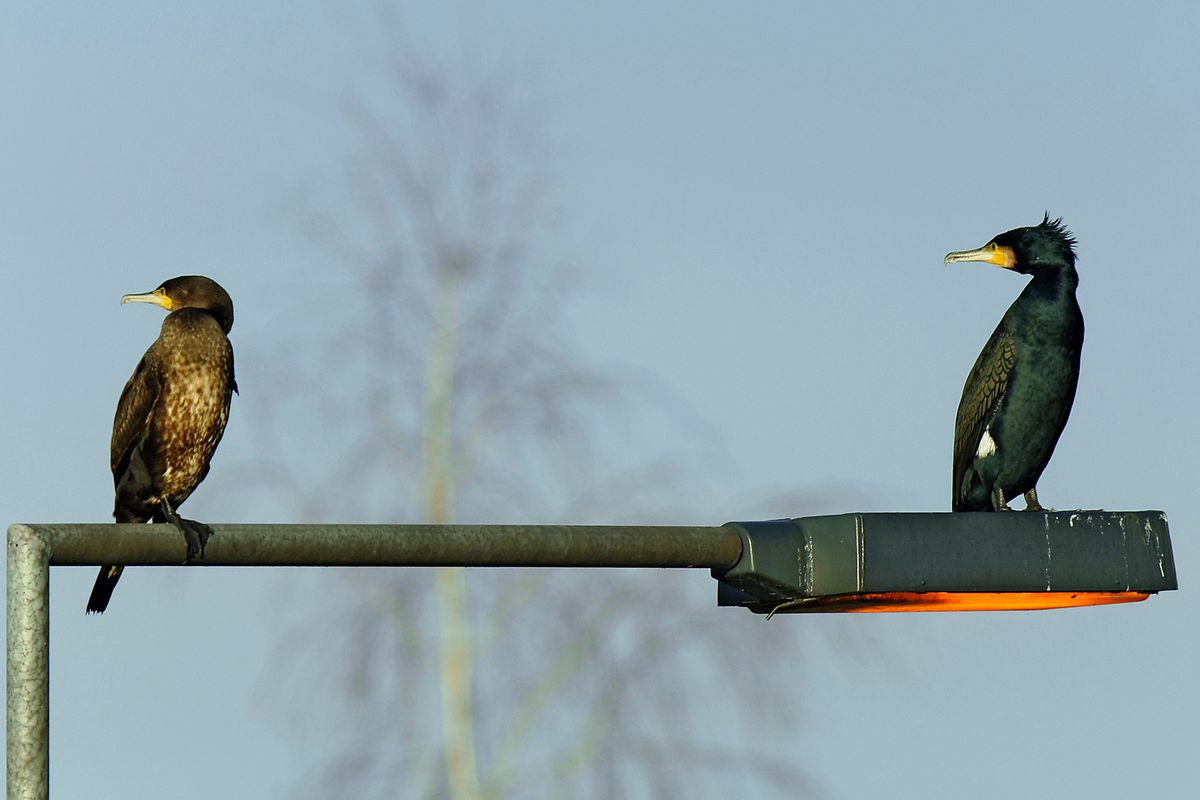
xmin=976 ymin=428 xmax=998 ymax=459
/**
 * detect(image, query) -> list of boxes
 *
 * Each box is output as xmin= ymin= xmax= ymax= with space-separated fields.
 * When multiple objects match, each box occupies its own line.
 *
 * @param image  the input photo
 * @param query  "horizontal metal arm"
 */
xmin=19 ymin=523 xmax=745 ymax=570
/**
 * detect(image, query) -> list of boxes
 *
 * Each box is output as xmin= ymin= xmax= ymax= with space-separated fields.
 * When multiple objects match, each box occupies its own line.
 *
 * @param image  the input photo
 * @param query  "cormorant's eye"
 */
xmin=987 ymin=243 xmax=998 ymax=252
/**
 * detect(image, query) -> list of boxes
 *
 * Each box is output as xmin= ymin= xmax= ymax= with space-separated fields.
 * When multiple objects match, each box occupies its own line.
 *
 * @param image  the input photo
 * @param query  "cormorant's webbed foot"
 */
xmin=990 ymin=487 xmax=1013 ymax=512
xmin=1023 ymin=488 xmax=1051 ymax=512
xmin=179 ymin=518 xmax=214 ymax=562
xmin=160 ymin=499 xmax=215 ymax=563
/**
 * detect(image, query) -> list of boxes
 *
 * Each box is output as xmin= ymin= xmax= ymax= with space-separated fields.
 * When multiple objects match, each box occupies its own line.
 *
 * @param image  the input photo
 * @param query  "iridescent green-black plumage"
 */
xmin=947 ymin=214 xmax=1082 ymax=512
xmin=86 ymin=276 xmax=236 ymax=613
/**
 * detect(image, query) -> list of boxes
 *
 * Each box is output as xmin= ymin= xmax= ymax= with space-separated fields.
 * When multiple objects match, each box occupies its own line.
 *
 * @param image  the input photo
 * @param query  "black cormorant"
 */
xmin=946 ymin=214 xmax=1082 ymax=512
xmin=86 ymin=276 xmax=237 ymax=614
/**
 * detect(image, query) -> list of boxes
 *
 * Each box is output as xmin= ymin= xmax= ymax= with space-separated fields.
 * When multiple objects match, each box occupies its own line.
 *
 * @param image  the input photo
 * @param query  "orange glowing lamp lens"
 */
xmin=773 ymin=591 xmax=1150 ymax=614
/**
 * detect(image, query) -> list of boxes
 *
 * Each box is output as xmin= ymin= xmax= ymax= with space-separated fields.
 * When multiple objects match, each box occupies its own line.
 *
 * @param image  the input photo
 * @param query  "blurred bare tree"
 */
xmin=234 ymin=9 xmax=874 ymax=799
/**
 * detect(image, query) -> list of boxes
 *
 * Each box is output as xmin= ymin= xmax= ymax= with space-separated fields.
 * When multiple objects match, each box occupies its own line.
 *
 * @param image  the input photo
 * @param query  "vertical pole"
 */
xmin=7 ymin=524 xmax=50 ymax=800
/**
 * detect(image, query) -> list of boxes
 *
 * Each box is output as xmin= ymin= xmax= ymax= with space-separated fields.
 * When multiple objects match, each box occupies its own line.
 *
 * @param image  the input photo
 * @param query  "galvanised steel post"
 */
xmin=7 ymin=524 xmax=50 ymax=800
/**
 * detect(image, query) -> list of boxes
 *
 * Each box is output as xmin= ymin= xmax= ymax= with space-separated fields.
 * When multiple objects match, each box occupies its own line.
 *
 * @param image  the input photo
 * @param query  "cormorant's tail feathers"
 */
xmin=86 ymin=566 xmax=124 ymax=614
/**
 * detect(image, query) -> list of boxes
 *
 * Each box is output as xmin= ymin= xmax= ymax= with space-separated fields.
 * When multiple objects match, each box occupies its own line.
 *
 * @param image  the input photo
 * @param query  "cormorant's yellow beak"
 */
xmin=944 ymin=243 xmax=1017 ymax=269
xmin=121 ymin=288 xmax=173 ymax=310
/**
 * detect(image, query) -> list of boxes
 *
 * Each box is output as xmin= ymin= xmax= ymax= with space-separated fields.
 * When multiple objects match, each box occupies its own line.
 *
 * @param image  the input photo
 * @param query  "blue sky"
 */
xmin=4 ymin=2 xmax=1198 ymax=797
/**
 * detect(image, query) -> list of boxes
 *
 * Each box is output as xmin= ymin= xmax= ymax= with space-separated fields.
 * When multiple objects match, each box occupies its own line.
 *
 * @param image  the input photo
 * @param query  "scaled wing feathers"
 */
xmin=110 ymin=353 xmax=161 ymax=483
xmin=953 ymin=322 xmax=1015 ymax=502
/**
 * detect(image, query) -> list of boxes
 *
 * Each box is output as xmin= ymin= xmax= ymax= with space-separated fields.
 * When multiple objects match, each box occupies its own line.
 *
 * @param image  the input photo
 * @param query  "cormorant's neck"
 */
xmin=163 ymin=307 xmax=233 ymax=335
xmin=1012 ymin=262 xmax=1083 ymax=343
xmin=1024 ymin=263 xmax=1079 ymax=301
xmin=162 ymin=308 xmax=232 ymax=336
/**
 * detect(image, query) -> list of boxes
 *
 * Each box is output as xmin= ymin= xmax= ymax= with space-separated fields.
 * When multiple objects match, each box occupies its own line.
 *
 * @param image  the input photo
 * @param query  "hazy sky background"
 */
xmin=3 ymin=2 xmax=1198 ymax=798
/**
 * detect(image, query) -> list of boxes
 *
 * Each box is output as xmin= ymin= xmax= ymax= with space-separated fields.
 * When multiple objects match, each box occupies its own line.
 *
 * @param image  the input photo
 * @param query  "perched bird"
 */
xmin=946 ymin=214 xmax=1083 ymax=512
xmin=86 ymin=276 xmax=237 ymax=614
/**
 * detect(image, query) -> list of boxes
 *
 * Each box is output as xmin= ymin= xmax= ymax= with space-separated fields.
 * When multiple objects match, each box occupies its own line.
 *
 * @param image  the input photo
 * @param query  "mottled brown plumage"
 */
xmin=87 ymin=276 xmax=236 ymax=614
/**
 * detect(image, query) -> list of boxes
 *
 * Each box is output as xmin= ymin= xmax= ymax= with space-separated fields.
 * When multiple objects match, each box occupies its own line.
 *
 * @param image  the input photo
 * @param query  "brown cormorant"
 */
xmin=86 ymin=276 xmax=236 ymax=614
xmin=946 ymin=214 xmax=1082 ymax=512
